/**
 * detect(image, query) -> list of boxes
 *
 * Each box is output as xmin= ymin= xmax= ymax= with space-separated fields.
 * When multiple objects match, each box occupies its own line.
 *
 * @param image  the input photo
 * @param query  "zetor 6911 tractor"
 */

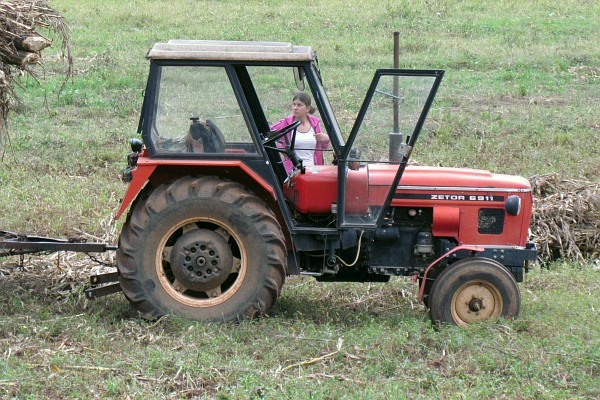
xmin=115 ymin=40 xmax=536 ymax=327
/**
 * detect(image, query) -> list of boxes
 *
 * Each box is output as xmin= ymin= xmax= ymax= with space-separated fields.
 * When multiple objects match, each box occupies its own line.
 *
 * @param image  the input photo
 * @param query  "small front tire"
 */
xmin=428 ymin=258 xmax=520 ymax=327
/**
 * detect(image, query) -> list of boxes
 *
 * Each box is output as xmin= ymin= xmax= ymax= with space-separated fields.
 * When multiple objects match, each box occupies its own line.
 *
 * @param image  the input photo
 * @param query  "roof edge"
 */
xmin=146 ymin=40 xmax=316 ymax=62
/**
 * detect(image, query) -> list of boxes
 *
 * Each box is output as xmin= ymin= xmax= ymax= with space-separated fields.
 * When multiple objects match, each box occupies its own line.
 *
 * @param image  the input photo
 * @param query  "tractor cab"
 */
xmin=127 ymin=40 xmax=443 ymax=234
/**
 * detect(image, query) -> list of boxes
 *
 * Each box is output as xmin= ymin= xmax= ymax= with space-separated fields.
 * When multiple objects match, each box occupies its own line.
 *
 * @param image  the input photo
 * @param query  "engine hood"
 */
xmin=389 ymin=166 xmax=531 ymax=190
xmin=283 ymin=164 xmax=531 ymax=215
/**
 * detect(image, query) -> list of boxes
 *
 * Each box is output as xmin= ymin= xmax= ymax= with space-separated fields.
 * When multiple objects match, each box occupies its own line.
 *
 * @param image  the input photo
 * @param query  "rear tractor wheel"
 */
xmin=428 ymin=258 xmax=520 ymax=327
xmin=116 ymin=176 xmax=287 ymax=322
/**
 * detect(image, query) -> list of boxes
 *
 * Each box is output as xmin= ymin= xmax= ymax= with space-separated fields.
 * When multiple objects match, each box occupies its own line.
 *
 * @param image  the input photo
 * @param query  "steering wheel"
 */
xmin=263 ymin=120 xmax=301 ymax=146
xmin=263 ymin=120 xmax=303 ymax=170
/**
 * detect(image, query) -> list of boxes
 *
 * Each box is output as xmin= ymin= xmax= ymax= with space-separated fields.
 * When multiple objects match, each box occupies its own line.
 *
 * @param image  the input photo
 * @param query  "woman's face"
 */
xmin=292 ymin=99 xmax=310 ymax=118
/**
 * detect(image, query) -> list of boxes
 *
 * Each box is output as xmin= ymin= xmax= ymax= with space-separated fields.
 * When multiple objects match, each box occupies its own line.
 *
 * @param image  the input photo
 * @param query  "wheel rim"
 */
xmin=155 ymin=217 xmax=247 ymax=308
xmin=451 ymin=280 xmax=503 ymax=326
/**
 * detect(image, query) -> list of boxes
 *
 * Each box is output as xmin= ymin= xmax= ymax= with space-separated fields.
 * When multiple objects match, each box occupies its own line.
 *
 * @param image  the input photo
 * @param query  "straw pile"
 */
xmin=529 ymin=173 xmax=600 ymax=264
xmin=0 ymin=0 xmax=71 ymax=140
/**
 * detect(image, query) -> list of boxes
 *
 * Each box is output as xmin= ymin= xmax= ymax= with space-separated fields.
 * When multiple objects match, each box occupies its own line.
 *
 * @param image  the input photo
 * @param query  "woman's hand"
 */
xmin=314 ymin=133 xmax=329 ymax=144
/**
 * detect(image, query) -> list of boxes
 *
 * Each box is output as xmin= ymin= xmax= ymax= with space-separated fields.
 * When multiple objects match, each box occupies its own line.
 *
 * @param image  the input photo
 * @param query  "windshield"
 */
xmin=346 ymin=72 xmax=442 ymax=163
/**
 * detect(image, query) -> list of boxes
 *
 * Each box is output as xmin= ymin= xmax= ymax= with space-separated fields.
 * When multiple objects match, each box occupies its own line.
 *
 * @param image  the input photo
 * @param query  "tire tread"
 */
xmin=116 ymin=175 xmax=287 ymax=322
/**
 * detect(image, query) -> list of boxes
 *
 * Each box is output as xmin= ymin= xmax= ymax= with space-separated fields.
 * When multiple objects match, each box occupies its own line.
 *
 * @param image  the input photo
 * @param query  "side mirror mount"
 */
xmin=348 ymin=147 xmax=361 ymax=170
xmin=294 ymin=67 xmax=305 ymax=91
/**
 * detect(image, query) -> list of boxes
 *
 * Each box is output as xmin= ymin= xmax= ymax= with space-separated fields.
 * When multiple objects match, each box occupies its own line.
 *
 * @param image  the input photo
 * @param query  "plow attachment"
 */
xmin=1 ymin=230 xmax=121 ymax=299
xmin=0 ymin=230 xmax=117 ymax=257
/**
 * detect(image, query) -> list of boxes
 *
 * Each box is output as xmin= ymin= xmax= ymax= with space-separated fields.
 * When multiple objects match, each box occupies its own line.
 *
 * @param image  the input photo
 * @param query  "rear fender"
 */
xmin=115 ymin=161 xmax=278 ymax=221
xmin=116 ymin=164 xmax=156 ymax=219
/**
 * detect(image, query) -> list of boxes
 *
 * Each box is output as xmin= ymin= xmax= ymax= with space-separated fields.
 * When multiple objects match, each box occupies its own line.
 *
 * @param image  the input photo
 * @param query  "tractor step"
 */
xmin=84 ymin=283 xmax=122 ymax=300
xmin=90 ymin=271 xmax=119 ymax=285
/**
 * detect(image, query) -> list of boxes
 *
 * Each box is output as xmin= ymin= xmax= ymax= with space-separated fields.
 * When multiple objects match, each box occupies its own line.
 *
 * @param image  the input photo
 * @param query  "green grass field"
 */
xmin=0 ymin=0 xmax=598 ymax=398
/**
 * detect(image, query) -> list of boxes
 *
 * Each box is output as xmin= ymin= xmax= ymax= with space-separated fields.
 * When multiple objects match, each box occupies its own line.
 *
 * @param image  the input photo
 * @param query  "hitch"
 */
xmin=0 ymin=230 xmax=118 ymax=257
xmin=1 ymin=229 xmax=122 ymax=299
xmin=85 ymin=271 xmax=122 ymax=299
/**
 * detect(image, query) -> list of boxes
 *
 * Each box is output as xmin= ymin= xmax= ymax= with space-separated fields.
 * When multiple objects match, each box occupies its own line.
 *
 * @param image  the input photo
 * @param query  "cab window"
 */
xmin=150 ymin=65 xmax=258 ymax=155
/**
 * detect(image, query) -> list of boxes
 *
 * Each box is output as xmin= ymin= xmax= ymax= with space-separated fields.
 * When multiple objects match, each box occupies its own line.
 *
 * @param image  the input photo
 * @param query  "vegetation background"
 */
xmin=0 ymin=0 xmax=598 ymax=398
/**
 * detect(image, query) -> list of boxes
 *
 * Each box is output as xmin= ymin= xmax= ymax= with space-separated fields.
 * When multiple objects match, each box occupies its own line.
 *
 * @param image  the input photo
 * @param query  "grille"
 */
xmin=478 ymin=208 xmax=505 ymax=234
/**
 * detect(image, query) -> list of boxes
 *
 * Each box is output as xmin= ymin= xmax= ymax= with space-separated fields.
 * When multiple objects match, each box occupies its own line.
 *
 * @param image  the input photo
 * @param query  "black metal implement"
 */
xmin=84 ymin=283 xmax=122 ymax=299
xmin=90 ymin=271 xmax=119 ymax=285
xmin=1 ymin=230 xmax=122 ymax=299
xmin=85 ymin=283 xmax=122 ymax=299
xmin=0 ymin=230 xmax=118 ymax=257
xmin=85 ymin=272 xmax=122 ymax=299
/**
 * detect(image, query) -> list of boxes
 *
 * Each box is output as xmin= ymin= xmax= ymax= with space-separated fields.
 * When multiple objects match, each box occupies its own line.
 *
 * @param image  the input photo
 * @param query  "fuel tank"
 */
xmin=282 ymin=165 xmax=367 ymax=214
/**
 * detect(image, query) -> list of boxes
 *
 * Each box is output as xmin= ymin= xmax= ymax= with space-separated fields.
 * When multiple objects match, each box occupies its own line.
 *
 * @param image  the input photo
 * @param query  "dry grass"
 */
xmin=1 ymin=262 xmax=598 ymax=399
xmin=0 ymin=213 xmax=117 ymax=302
xmin=529 ymin=173 xmax=600 ymax=264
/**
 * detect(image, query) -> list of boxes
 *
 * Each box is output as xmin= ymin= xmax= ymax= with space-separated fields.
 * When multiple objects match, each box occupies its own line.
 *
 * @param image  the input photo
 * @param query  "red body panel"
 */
xmin=282 ymin=166 xmax=368 ymax=214
xmin=283 ymin=165 xmax=532 ymax=247
xmin=116 ymin=157 xmax=276 ymax=220
xmin=433 ymin=207 xmax=460 ymax=238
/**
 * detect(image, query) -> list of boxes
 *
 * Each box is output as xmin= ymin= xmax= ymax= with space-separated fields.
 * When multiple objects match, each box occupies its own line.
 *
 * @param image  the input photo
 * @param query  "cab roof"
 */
xmin=146 ymin=40 xmax=316 ymax=62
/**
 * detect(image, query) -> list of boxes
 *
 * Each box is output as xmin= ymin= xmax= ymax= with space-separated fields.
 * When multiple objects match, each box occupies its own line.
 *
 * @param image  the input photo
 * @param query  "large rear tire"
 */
xmin=428 ymin=258 xmax=520 ymax=327
xmin=116 ymin=176 xmax=287 ymax=322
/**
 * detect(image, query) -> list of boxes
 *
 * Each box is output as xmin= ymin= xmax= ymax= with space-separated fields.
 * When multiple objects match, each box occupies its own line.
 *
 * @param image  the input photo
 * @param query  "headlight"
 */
xmin=130 ymin=138 xmax=143 ymax=153
xmin=505 ymin=195 xmax=522 ymax=216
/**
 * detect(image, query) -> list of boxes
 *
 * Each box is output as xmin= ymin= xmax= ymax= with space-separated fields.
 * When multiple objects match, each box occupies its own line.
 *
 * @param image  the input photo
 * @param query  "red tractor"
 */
xmin=110 ymin=40 xmax=536 ymax=326
xmin=2 ymin=40 xmax=535 ymax=326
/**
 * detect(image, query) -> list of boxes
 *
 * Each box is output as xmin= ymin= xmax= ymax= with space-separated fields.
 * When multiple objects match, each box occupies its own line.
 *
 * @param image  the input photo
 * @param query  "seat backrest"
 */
xmin=186 ymin=118 xmax=226 ymax=153
xmin=205 ymin=119 xmax=226 ymax=153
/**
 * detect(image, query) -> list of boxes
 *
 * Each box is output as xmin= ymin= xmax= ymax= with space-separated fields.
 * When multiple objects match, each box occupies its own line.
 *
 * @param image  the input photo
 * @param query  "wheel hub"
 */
xmin=468 ymin=298 xmax=483 ymax=312
xmin=170 ymin=229 xmax=233 ymax=292
xmin=452 ymin=280 xmax=503 ymax=325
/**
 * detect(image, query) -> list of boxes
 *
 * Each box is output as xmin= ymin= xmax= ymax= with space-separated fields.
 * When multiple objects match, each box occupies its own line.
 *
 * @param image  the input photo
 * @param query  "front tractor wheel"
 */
xmin=428 ymin=258 xmax=520 ymax=327
xmin=116 ymin=176 xmax=287 ymax=322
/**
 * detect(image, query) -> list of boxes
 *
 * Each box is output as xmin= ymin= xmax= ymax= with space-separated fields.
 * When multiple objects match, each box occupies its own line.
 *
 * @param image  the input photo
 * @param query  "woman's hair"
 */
xmin=293 ymin=92 xmax=316 ymax=114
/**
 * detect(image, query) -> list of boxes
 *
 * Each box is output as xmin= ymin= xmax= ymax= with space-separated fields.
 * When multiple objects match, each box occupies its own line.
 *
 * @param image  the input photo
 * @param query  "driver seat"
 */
xmin=186 ymin=118 xmax=226 ymax=153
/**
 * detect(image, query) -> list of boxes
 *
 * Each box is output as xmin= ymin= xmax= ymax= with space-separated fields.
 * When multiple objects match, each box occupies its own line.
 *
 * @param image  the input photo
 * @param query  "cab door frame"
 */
xmin=337 ymin=69 xmax=444 ymax=228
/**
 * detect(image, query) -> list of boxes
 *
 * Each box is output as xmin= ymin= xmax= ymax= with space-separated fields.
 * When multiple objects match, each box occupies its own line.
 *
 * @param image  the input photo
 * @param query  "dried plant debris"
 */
xmin=0 ymin=251 xmax=116 ymax=301
xmin=0 ymin=0 xmax=72 ymax=139
xmin=0 ymin=215 xmax=118 ymax=299
xmin=529 ymin=173 xmax=600 ymax=264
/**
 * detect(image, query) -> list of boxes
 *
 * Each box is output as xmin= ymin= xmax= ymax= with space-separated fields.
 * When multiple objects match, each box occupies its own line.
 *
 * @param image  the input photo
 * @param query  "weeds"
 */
xmin=1 ymin=261 xmax=598 ymax=398
xmin=0 ymin=0 xmax=598 ymax=398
